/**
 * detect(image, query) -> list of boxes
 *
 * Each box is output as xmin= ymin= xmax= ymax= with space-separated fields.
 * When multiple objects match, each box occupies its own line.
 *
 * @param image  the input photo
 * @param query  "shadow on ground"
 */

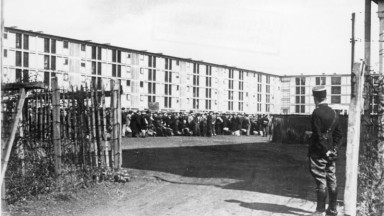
xmin=122 ymin=142 xmax=346 ymax=202
xmin=226 ymin=199 xmax=312 ymax=216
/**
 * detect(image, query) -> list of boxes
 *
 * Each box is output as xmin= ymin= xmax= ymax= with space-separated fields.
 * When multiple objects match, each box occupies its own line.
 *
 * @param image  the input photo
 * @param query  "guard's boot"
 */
xmin=326 ymin=187 xmax=338 ymax=216
xmin=312 ymin=188 xmax=327 ymax=215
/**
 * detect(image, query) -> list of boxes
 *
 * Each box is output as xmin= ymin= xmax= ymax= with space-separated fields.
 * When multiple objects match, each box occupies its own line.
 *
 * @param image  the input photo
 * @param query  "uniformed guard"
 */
xmin=309 ymin=86 xmax=342 ymax=216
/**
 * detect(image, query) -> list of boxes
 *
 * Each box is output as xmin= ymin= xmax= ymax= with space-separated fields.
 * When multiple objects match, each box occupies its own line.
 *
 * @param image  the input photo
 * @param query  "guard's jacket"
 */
xmin=308 ymin=103 xmax=343 ymax=158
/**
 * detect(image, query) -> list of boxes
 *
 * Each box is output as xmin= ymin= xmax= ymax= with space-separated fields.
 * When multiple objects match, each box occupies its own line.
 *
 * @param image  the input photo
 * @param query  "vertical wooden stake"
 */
xmin=101 ymin=84 xmax=109 ymax=168
xmin=79 ymin=85 xmax=87 ymax=168
xmin=116 ymin=79 xmax=122 ymax=169
xmin=93 ymin=82 xmax=103 ymax=167
xmin=39 ymin=93 xmax=43 ymax=143
xmin=110 ymin=79 xmax=115 ymax=169
xmin=344 ymin=62 xmax=363 ymax=216
xmin=90 ymin=84 xmax=99 ymax=167
xmin=52 ymin=77 xmax=62 ymax=176
xmin=71 ymin=86 xmax=78 ymax=165
xmin=0 ymin=88 xmax=26 ymax=186
xmin=85 ymin=84 xmax=93 ymax=167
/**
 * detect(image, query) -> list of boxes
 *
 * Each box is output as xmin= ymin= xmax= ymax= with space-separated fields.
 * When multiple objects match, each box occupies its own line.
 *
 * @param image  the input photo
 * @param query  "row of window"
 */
xmin=8 ymin=33 xmax=278 ymax=83
xmin=296 ymin=76 xmax=342 ymax=86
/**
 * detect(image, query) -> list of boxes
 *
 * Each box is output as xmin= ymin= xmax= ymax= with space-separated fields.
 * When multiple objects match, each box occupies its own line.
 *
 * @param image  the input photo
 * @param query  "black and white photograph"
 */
xmin=0 ymin=0 xmax=383 ymax=215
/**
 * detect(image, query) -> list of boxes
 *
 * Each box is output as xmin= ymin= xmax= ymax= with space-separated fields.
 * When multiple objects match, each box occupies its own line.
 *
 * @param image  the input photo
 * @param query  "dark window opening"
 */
xmin=16 ymin=51 xmax=22 ymax=66
xmin=331 ymin=77 xmax=341 ymax=85
xmin=97 ymin=77 xmax=102 ymax=90
xmin=44 ymin=55 xmax=50 ymax=69
xmin=97 ymin=47 xmax=102 ymax=60
xmin=92 ymin=46 xmax=97 ymax=59
xmin=112 ymin=64 xmax=116 ymax=77
xmin=148 ymin=56 xmax=152 ymax=67
xmin=97 ymin=62 xmax=102 ymax=75
xmin=16 ymin=69 xmax=22 ymax=82
xmin=51 ymin=39 xmax=56 ymax=54
xmin=316 ymin=77 xmax=326 ymax=85
xmin=44 ymin=72 xmax=50 ymax=86
xmin=117 ymin=51 xmax=121 ymax=63
xmin=92 ymin=62 xmax=97 ymax=75
xmin=63 ymin=41 xmax=69 ymax=49
xmin=112 ymin=50 xmax=116 ymax=62
xmin=50 ymin=56 xmax=56 ymax=70
xmin=44 ymin=38 xmax=50 ymax=53
xmin=23 ymin=70 xmax=29 ymax=82
xmin=331 ymin=86 xmax=341 ymax=94
xmin=16 ymin=33 xmax=22 ymax=49
xmin=23 ymin=35 xmax=29 ymax=50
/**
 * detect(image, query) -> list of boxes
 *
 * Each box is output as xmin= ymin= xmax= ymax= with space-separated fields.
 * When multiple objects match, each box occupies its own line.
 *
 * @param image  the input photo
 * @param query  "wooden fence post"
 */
xmin=116 ymin=79 xmax=122 ymax=169
xmin=0 ymin=88 xmax=26 ymax=186
xmin=79 ymin=86 xmax=87 ymax=168
xmin=101 ymin=84 xmax=109 ymax=168
xmin=110 ymin=79 xmax=116 ymax=169
xmin=85 ymin=83 xmax=93 ymax=167
xmin=90 ymin=84 xmax=99 ymax=167
xmin=71 ymin=86 xmax=78 ymax=165
xmin=344 ymin=62 xmax=363 ymax=216
xmin=52 ymin=77 xmax=62 ymax=176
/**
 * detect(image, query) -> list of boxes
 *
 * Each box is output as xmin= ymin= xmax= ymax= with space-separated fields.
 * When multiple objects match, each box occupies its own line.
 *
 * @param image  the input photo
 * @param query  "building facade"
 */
xmin=280 ymin=75 xmax=352 ymax=115
xmin=3 ymin=27 xmax=373 ymax=115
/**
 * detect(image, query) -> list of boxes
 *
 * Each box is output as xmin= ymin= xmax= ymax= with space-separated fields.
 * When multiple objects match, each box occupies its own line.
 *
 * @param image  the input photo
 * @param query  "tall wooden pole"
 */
xmin=364 ymin=0 xmax=372 ymax=114
xmin=0 ymin=88 xmax=26 ymax=186
xmin=1 ymin=0 xmax=5 ymax=212
xmin=344 ymin=62 xmax=363 ymax=216
xmin=52 ymin=77 xmax=62 ymax=176
xmin=351 ymin=13 xmax=356 ymax=74
xmin=377 ymin=1 xmax=384 ymax=215
xmin=344 ymin=13 xmax=361 ymax=216
xmin=116 ymin=79 xmax=122 ymax=169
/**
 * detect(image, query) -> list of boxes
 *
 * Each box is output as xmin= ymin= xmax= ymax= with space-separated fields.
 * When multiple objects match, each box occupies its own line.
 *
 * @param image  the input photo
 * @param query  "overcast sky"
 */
xmin=4 ymin=0 xmax=381 ymax=75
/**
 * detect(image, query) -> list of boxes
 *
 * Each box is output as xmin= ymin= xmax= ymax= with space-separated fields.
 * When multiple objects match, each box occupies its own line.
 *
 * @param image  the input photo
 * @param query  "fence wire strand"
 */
xmin=1 ymin=85 xmax=120 ymax=204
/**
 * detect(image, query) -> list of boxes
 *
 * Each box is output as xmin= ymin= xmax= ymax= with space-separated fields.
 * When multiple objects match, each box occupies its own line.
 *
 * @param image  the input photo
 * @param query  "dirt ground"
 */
xmin=5 ymin=135 xmax=346 ymax=216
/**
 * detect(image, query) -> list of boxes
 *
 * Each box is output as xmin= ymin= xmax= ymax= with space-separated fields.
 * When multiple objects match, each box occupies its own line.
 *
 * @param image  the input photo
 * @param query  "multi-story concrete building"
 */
xmin=2 ymin=27 xmax=280 ymax=114
xmin=3 ymin=27 xmax=375 ymax=115
xmin=280 ymin=74 xmax=352 ymax=115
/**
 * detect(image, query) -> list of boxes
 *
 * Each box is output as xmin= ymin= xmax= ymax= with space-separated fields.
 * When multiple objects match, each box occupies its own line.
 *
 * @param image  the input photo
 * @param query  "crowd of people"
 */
xmin=121 ymin=109 xmax=273 ymax=139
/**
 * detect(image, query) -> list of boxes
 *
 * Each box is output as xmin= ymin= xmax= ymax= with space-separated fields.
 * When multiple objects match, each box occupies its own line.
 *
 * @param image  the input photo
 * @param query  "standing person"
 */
xmin=215 ymin=113 xmax=223 ymax=135
xmin=268 ymin=115 xmax=274 ymax=141
xmin=222 ymin=113 xmax=230 ymax=135
xmin=207 ymin=112 xmax=213 ymax=137
xmin=126 ymin=111 xmax=132 ymax=137
xmin=262 ymin=115 xmax=269 ymax=137
xmin=200 ymin=113 xmax=207 ymax=137
xmin=308 ymin=86 xmax=342 ymax=216
xmin=140 ymin=111 xmax=148 ymax=138
xmin=130 ymin=110 xmax=140 ymax=137
xmin=121 ymin=108 xmax=127 ymax=137
xmin=242 ymin=114 xmax=251 ymax=136
xmin=212 ymin=112 xmax=217 ymax=136
xmin=193 ymin=114 xmax=200 ymax=136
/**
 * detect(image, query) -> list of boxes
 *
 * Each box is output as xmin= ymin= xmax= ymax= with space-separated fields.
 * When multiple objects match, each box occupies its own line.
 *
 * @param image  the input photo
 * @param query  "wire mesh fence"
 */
xmin=1 ymin=79 xmax=122 ymax=204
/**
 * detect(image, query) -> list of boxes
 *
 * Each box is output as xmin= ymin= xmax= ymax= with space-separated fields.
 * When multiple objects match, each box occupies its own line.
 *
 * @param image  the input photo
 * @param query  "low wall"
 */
xmin=271 ymin=114 xmax=349 ymax=145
